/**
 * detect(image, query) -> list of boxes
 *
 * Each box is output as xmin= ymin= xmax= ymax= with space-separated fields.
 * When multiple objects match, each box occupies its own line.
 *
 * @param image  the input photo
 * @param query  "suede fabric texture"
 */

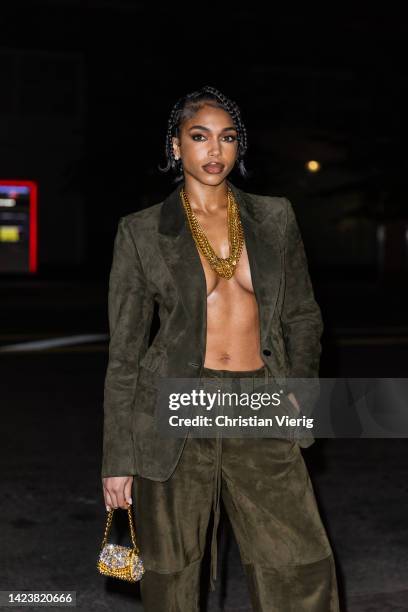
xmin=101 ymin=180 xmax=324 ymax=480
xmin=132 ymin=365 xmax=339 ymax=611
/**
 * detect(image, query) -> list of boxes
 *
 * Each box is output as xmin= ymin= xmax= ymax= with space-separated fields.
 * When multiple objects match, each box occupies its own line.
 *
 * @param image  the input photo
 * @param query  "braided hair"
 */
xmin=158 ymin=85 xmax=249 ymax=182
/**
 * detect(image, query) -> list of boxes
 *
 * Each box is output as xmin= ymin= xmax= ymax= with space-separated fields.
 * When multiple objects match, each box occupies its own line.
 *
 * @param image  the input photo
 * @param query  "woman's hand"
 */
xmin=102 ymin=476 xmax=133 ymax=511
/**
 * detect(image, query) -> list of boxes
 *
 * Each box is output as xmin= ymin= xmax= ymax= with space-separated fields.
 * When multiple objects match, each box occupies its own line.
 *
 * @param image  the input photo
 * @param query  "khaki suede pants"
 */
xmin=132 ymin=365 xmax=340 ymax=611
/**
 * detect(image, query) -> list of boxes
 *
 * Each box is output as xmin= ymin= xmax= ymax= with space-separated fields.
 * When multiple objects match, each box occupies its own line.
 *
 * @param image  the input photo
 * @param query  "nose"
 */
xmin=208 ymin=139 xmax=221 ymax=157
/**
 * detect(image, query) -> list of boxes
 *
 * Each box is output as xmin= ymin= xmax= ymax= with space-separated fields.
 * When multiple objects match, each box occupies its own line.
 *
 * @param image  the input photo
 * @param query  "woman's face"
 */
xmin=172 ymin=103 xmax=239 ymax=186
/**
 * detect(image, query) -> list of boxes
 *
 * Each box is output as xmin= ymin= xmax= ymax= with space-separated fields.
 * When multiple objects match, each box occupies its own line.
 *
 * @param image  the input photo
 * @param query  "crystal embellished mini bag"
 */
xmin=97 ymin=507 xmax=145 ymax=583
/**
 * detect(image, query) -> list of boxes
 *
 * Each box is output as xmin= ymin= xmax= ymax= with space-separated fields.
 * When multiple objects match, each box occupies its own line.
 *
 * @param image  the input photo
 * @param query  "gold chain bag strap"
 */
xmin=97 ymin=507 xmax=145 ymax=582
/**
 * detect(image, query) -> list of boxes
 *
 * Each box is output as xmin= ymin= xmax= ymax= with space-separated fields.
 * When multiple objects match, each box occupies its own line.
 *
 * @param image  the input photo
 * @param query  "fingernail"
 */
xmin=127 ymin=497 xmax=132 ymax=504
xmin=106 ymin=505 xmax=110 ymax=511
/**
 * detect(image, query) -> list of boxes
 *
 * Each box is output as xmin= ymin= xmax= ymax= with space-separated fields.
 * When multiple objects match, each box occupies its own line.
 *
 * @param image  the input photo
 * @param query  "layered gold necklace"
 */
xmin=180 ymin=186 xmax=244 ymax=280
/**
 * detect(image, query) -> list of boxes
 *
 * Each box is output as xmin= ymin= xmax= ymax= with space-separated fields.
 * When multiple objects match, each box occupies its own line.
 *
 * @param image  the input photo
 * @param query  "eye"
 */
xmin=191 ymin=134 xmax=206 ymax=141
xmin=223 ymin=135 xmax=237 ymax=142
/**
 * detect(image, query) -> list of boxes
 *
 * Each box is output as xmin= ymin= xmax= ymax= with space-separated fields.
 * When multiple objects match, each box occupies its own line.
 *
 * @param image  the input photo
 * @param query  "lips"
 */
xmin=203 ymin=162 xmax=225 ymax=174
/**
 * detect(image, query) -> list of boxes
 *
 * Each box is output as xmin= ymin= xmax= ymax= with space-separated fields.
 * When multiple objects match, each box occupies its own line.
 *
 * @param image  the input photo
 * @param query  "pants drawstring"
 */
xmin=210 ymin=432 xmax=222 ymax=592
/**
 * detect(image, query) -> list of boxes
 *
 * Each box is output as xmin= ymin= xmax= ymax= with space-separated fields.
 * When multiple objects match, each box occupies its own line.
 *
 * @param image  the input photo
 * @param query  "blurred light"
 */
xmin=0 ymin=180 xmax=37 ymax=272
xmin=0 ymin=225 xmax=19 ymax=242
xmin=0 ymin=186 xmax=29 ymax=196
xmin=0 ymin=198 xmax=16 ymax=207
xmin=306 ymin=160 xmax=321 ymax=172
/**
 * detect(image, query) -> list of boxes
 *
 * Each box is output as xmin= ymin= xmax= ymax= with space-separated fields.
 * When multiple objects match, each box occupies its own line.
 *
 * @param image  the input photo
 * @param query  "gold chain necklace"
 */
xmin=180 ymin=186 xmax=244 ymax=280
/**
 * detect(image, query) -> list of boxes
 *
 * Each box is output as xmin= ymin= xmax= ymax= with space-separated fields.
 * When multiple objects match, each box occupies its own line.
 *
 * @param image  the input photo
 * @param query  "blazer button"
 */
xmin=262 ymin=349 xmax=272 ymax=356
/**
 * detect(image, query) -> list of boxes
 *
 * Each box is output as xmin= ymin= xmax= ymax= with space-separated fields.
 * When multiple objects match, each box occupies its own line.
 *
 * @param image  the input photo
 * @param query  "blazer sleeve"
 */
xmin=101 ymin=217 xmax=154 ymax=478
xmin=280 ymin=197 xmax=324 ymax=383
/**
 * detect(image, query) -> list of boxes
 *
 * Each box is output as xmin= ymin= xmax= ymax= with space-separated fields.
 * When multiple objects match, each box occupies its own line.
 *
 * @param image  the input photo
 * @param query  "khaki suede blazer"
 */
xmin=101 ymin=180 xmax=323 ymax=481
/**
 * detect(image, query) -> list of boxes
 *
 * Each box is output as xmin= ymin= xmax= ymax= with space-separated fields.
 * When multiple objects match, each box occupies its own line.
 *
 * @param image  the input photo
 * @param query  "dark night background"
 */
xmin=0 ymin=3 xmax=407 ymax=611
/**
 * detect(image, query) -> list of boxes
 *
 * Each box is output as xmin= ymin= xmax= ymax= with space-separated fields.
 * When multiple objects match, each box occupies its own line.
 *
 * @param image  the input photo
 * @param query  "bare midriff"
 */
xmin=194 ymin=206 xmax=265 ymax=371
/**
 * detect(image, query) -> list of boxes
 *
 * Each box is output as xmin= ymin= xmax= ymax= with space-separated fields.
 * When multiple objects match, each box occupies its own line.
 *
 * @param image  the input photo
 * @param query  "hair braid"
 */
xmin=158 ymin=85 xmax=249 ymax=182
xmin=201 ymin=86 xmax=248 ymax=158
xmin=161 ymin=101 xmax=183 ymax=174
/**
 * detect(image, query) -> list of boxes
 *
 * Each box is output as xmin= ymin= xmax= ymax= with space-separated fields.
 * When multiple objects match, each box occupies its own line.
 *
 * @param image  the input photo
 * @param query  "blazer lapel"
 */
xmin=157 ymin=183 xmax=208 ymax=362
xmin=157 ymin=180 xmax=282 ymax=353
xmin=229 ymin=182 xmax=283 ymax=343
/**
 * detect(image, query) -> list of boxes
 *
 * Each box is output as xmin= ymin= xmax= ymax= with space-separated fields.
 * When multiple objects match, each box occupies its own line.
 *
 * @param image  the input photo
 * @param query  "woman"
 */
xmin=101 ymin=86 xmax=340 ymax=611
